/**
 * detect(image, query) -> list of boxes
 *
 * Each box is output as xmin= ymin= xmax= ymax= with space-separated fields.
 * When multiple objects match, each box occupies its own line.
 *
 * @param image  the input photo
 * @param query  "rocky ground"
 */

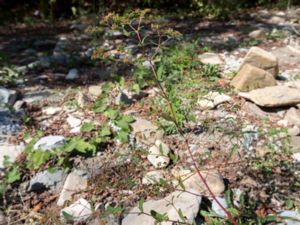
xmin=1 ymin=7 xmax=300 ymax=225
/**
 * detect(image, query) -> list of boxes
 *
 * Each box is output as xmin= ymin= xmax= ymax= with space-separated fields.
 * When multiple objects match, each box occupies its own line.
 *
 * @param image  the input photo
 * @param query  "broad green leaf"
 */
xmin=6 ymin=166 xmax=21 ymax=183
xmin=104 ymin=109 xmax=119 ymax=120
xmin=138 ymin=198 xmax=144 ymax=213
xmin=32 ymin=150 xmax=52 ymax=169
xmin=100 ymin=125 xmax=111 ymax=137
xmin=105 ymin=206 xmax=123 ymax=215
xmin=81 ymin=122 xmax=95 ymax=132
xmin=150 ymin=210 xmax=168 ymax=222
xmin=116 ymin=130 xmax=129 ymax=143
xmin=62 ymin=211 xmax=74 ymax=221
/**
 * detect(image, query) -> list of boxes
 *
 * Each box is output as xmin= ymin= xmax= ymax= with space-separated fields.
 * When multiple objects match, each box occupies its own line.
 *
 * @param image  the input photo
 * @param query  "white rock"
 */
xmin=122 ymin=190 xmax=202 ymax=225
xmin=131 ymin=117 xmax=164 ymax=145
xmin=34 ymin=135 xmax=65 ymax=151
xmin=70 ymin=126 xmax=81 ymax=134
xmin=57 ymin=170 xmax=88 ymax=206
xmin=147 ymin=140 xmax=170 ymax=168
xmin=88 ymin=85 xmax=102 ymax=97
xmin=277 ymin=119 xmax=289 ymax=127
xmin=239 ymin=86 xmax=300 ymax=107
xmin=288 ymin=126 xmax=300 ymax=136
xmin=0 ymin=143 xmax=24 ymax=169
xmin=142 ymin=171 xmax=164 ymax=185
xmin=212 ymin=197 xmax=228 ymax=218
xmin=284 ymin=107 xmax=300 ymax=126
xmin=278 ymin=210 xmax=300 ymax=225
xmin=67 ymin=115 xmax=82 ymax=128
xmin=172 ymin=169 xmax=225 ymax=196
xmin=76 ymin=92 xmax=89 ymax=108
xmin=42 ymin=106 xmax=62 ymax=115
xmin=61 ymin=198 xmax=92 ymax=223
xmin=248 ymin=29 xmax=266 ymax=39
xmin=292 ymin=152 xmax=300 ymax=163
xmin=198 ymin=92 xmax=231 ymax=109
xmin=66 ymin=68 xmax=79 ymax=80
xmin=198 ymin=52 xmax=223 ymax=65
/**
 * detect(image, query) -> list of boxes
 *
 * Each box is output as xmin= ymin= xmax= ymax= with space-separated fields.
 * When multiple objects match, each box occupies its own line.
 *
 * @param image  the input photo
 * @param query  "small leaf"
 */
xmin=150 ymin=210 xmax=168 ymax=222
xmin=105 ymin=206 xmax=123 ymax=216
xmin=104 ymin=109 xmax=119 ymax=120
xmin=138 ymin=198 xmax=144 ymax=213
xmin=81 ymin=122 xmax=95 ymax=132
xmin=116 ymin=130 xmax=129 ymax=143
xmin=100 ymin=125 xmax=111 ymax=137
xmin=62 ymin=211 xmax=74 ymax=221
xmin=6 ymin=166 xmax=21 ymax=183
xmin=178 ymin=208 xmax=185 ymax=222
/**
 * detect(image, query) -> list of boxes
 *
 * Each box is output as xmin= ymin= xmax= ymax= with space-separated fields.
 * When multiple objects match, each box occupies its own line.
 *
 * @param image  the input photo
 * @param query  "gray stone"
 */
xmin=28 ymin=169 xmax=67 ymax=192
xmin=278 ymin=210 xmax=300 ymax=225
xmin=242 ymin=125 xmax=259 ymax=151
xmin=66 ymin=68 xmax=79 ymax=80
xmin=88 ymin=85 xmax=102 ymax=97
xmin=122 ymin=190 xmax=202 ymax=225
xmin=61 ymin=198 xmax=93 ymax=223
xmin=0 ymin=109 xmax=22 ymax=142
xmin=198 ymin=92 xmax=231 ymax=109
xmin=288 ymin=126 xmax=300 ymax=136
xmin=248 ymin=29 xmax=266 ymax=39
xmin=142 ymin=170 xmax=164 ymax=185
xmin=23 ymin=90 xmax=52 ymax=104
xmin=0 ymin=87 xmax=17 ymax=106
xmin=34 ymin=135 xmax=65 ymax=151
xmin=212 ymin=197 xmax=228 ymax=218
xmin=42 ymin=106 xmax=62 ymax=116
xmin=57 ymin=170 xmax=89 ymax=206
xmin=239 ymin=86 xmax=300 ymax=107
xmin=67 ymin=115 xmax=82 ymax=128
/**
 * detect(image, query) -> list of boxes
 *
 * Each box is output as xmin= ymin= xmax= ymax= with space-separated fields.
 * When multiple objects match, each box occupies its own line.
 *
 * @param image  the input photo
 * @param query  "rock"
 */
xmin=42 ymin=106 xmax=62 ymax=116
xmin=76 ymin=92 xmax=89 ymax=108
xmin=292 ymin=152 xmax=300 ymax=163
xmin=0 ymin=210 xmax=6 ymax=225
xmin=88 ymin=85 xmax=102 ymax=97
xmin=115 ymin=91 xmax=133 ymax=105
xmin=256 ymin=147 xmax=271 ymax=157
xmin=248 ymin=29 xmax=266 ymax=39
xmin=70 ymin=23 xmax=87 ymax=31
xmin=242 ymin=125 xmax=258 ymax=151
xmin=23 ymin=90 xmax=52 ymax=104
xmin=131 ymin=118 xmax=164 ymax=145
xmin=242 ymin=102 xmax=269 ymax=118
xmin=239 ymin=86 xmax=300 ymax=107
xmin=34 ymin=135 xmax=65 ymax=151
xmin=0 ymin=143 xmax=24 ymax=169
xmin=28 ymin=169 xmax=66 ymax=192
xmin=288 ymin=126 xmax=300 ymax=136
xmin=239 ymin=47 xmax=279 ymax=77
xmin=147 ymin=140 xmax=170 ymax=168
xmin=0 ymin=109 xmax=22 ymax=142
xmin=122 ymin=190 xmax=202 ymax=225
xmin=277 ymin=119 xmax=289 ymax=127
xmin=61 ymin=198 xmax=93 ymax=223
xmin=284 ymin=108 xmax=300 ymax=126
xmin=66 ymin=68 xmax=79 ymax=80
xmin=278 ymin=210 xmax=300 ymax=225
xmin=67 ymin=115 xmax=82 ymax=128
xmin=231 ymin=64 xmax=276 ymax=91
xmin=142 ymin=170 xmax=164 ymax=185
xmin=57 ymin=170 xmax=89 ymax=206
xmin=0 ymin=87 xmax=18 ymax=106
xmin=198 ymin=92 xmax=231 ymax=109
xmin=212 ymin=197 xmax=228 ymax=218
xmin=142 ymin=60 xmax=151 ymax=68
xmin=289 ymin=136 xmax=300 ymax=153
xmin=198 ymin=52 xmax=223 ymax=65
xmin=268 ymin=16 xmax=285 ymax=24
xmin=173 ymin=169 xmax=225 ymax=196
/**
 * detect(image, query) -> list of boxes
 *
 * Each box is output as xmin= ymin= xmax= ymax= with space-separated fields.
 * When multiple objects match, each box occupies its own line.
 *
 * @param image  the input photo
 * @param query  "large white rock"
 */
xmin=198 ymin=52 xmax=223 ymax=65
xmin=172 ymin=168 xmax=225 ymax=196
xmin=61 ymin=198 xmax=93 ymax=223
xmin=122 ymin=190 xmax=202 ymax=225
xmin=34 ymin=135 xmax=65 ymax=151
xmin=57 ymin=170 xmax=88 ymax=206
xmin=212 ymin=197 xmax=228 ymax=218
xmin=239 ymin=47 xmax=279 ymax=77
xmin=284 ymin=108 xmax=300 ymax=127
xmin=239 ymin=86 xmax=300 ymax=107
xmin=147 ymin=140 xmax=170 ymax=168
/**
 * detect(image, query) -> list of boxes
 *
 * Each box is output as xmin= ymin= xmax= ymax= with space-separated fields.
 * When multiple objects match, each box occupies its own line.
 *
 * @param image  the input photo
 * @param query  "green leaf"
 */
xmin=74 ymin=138 xmax=96 ymax=153
xmin=138 ymin=198 xmax=145 ymax=213
xmin=105 ymin=206 xmax=123 ymax=215
xmin=81 ymin=122 xmax=95 ymax=132
xmin=150 ymin=210 xmax=168 ymax=222
xmin=100 ymin=125 xmax=111 ymax=137
xmin=101 ymin=82 xmax=113 ymax=93
xmin=62 ymin=211 xmax=74 ymax=221
xmin=6 ymin=166 xmax=21 ymax=183
xmin=93 ymin=97 xmax=108 ymax=113
xmin=104 ymin=109 xmax=119 ymax=120
xmin=116 ymin=130 xmax=129 ymax=143
xmin=157 ymin=65 xmax=164 ymax=80
xmin=178 ymin=177 xmax=185 ymax=190
xmin=178 ymin=208 xmax=185 ymax=222
xmin=31 ymin=150 xmax=52 ymax=169
xmin=285 ymin=199 xmax=295 ymax=209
